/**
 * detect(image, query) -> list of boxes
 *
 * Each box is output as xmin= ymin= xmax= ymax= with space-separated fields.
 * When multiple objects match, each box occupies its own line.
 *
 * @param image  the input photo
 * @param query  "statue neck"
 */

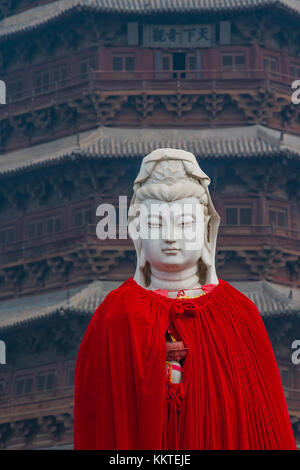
xmin=149 ymin=265 xmax=201 ymax=293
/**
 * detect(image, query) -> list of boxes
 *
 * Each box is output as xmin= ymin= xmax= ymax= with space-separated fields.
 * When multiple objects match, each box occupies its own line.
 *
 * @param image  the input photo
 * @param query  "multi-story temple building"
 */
xmin=0 ymin=0 xmax=299 ymax=449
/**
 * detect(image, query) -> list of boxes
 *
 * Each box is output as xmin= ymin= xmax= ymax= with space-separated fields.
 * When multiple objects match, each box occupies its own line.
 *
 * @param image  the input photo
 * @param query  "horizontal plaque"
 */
xmin=143 ymin=24 xmax=215 ymax=48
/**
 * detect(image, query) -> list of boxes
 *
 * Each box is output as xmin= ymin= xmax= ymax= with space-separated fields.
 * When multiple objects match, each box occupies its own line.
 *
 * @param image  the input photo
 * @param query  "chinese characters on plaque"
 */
xmin=143 ymin=24 xmax=215 ymax=48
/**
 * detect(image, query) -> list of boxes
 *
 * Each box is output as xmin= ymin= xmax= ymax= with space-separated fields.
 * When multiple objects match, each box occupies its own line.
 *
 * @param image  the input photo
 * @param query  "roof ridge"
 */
xmin=262 ymin=280 xmax=300 ymax=310
xmin=1 ymin=0 xmax=300 ymax=42
xmin=1 ymin=125 xmax=300 ymax=177
xmin=256 ymin=125 xmax=282 ymax=149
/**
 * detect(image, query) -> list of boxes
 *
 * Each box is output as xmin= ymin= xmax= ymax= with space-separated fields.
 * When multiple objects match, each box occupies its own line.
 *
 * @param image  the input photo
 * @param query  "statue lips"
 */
xmin=162 ymin=247 xmax=181 ymax=255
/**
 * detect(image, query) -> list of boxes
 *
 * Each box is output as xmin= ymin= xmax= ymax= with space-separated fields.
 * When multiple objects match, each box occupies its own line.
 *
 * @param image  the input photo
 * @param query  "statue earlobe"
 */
xmin=201 ymin=244 xmax=212 ymax=267
xmin=139 ymin=247 xmax=146 ymax=269
xmin=201 ymin=215 xmax=212 ymax=267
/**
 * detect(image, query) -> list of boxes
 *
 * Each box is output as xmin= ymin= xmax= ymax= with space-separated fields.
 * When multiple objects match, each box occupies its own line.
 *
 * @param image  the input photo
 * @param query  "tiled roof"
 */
xmin=0 ymin=278 xmax=298 ymax=330
xmin=0 ymin=280 xmax=120 ymax=330
xmin=231 ymin=280 xmax=300 ymax=317
xmin=1 ymin=125 xmax=299 ymax=178
xmin=0 ymin=0 xmax=300 ymax=41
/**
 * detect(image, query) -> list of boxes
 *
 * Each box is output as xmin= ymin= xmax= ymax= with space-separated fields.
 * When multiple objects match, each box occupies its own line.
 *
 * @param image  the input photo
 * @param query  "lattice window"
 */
xmin=269 ymin=208 xmax=288 ymax=227
xmin=67 ymin=368 xmax=75 ymax=386
xmin=222 ymin=53 xmax=245 ymax=70
xmin=290 ymin=63 xmax=300 ymax=79
xmin=279 ymin=368 xmax=290 ymax=389
xmin=80 ymin=56 xmax=96 ymax=79
xmin=36 ymin=371 xmax=57 ymax=391
xmin=7 ymin=79 xmax=23 ymax=101
xmin=0 ymin=227 xmax=15 ymax=245
xmin=225 ymin=206 xmax=252 ymax=226
xmin=73 ymin=208 xmax=92 ymax=227
xmin=263 ymin=55 xmax=279 ymax=77
xmin=15 ymin=375 xmax=33 ymax=395
xmin=112 ymin=54 xmax=136 ymax=72
xmin=26 ymin=216 xmax=62 ymax=239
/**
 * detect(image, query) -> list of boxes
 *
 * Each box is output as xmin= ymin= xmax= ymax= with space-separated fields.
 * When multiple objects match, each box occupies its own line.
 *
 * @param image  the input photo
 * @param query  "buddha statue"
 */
xmin=127 ymin=148 xmax=220 ymax=383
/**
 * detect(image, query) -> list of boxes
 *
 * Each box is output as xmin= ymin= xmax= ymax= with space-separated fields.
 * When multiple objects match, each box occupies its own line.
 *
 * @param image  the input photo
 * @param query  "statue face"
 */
xmin=139 ymin=197 xmax=205 ymax=273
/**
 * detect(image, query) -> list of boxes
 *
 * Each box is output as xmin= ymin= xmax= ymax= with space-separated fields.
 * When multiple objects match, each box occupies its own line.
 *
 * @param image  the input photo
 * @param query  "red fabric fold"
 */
xmin=164 ymin=383 xmax=184 ymax=450
xmin=74 ymin=278 xmax=297 ymax=450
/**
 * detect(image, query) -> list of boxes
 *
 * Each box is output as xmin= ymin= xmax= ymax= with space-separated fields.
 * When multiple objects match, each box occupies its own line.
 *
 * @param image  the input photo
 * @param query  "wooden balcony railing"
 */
xmin=219 ymin=224 xmax=300 ymax=238
xmin=1 ymin=68 xmax=294 ymax=110
xmin=0 ymin=224 xmax=299 ymax=268
xmin=0 ymin=384 xmax=298 ymax=425
xmin=0 ymin=385 xmax=74 ymax=408
xmin=219 ymin=224 xmax=300 ymax=252
xmin=283 ymin=387 xmax=300 ymax=412
xmin=0 ymin=385 xmax=74 ymax=423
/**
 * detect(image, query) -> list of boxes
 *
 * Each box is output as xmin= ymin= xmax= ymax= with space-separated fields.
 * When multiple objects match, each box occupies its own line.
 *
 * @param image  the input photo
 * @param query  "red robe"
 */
xmin=74 ymin=278 xmax=296 ymax=450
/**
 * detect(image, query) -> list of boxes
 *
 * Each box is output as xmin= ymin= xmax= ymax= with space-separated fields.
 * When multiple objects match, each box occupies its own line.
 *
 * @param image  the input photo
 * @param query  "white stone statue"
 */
xmin=128 ymin=148 xmax=220 ymax=298
xmin=75 ymin=149 xmax=296 ymax=450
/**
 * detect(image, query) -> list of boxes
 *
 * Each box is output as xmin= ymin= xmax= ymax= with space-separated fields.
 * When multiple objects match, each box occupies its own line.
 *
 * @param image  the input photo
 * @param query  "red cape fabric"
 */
xmin=74 ymin=278 xmax=296 ymax=450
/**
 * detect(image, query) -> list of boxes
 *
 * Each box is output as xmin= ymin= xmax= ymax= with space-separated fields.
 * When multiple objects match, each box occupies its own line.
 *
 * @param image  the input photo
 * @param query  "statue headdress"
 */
xmin=128 ymin=148 xmax=220 ymax=287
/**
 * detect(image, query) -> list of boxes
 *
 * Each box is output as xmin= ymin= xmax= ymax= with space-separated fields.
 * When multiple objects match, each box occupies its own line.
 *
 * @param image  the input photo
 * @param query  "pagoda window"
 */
xmin=112 ymin=54 xmax=136 ymax=72
xmin=222 ymin=53 xmax=245 ymax=70
xmin=80 ymin=56 xmax=96 ymax=79
xmin=46 ymin=217 xmax=62 ymax=234
xmin=225 ymin=206 xmax=252 ymax=226
xmin=73 ymin=208 xmax=92 ymax=227
xmin=47 ymin=219 xmax=53 ymax=234
xmin=7 ymin=79 xmax=23 ymax=102
xmin=162 ymin=54 xmax=172 ymax=71
xmin=27 ymin=216 xmax=62 ymax=239
xmin=269 ymin=208 xmax=288 ymax=228
xmin=15 ymin=375 xmax=33 ymax=395
xmin=279 ymin=368 xmax=290 ymax=389
xmin=67 ymin=367 xmax=75 ymax=386
xmin=34 ymin=65 xmax=69 ymax=94
xmin=36 ymin=221 xmax=43 ymax=237
xmin=263 ymin=55 xmax=279 ymax=77
xmin=53 ymin=65 xmax=68 ymax=87
xmin=290 ymin=63 xmax=300 ymax=79
xmin=0 ymin=379 xmax=6 ymax=397
xmin=37 ymin=371 xmax=57 ymax=391
xmin=157 ymin=52 xmax=200 ymax=79
xmin=34 ymin=70 xmax=50 ymax=94
xmin=27 ymin=223 xmax=35 ymax=238
xmin=0 ymin=227 xmax=15 ymax=245
xmin=187 ymin=54 xmax=197 ymax=71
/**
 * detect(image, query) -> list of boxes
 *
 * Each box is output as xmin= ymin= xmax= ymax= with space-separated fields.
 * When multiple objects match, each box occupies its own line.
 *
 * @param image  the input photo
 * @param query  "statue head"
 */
xmin=128 ymin=148 xmax=220 ymax=288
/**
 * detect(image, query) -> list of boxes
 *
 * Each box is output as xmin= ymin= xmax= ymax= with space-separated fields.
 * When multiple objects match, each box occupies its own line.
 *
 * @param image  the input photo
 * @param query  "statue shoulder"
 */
xmin=91 ymin=278 xmax=143 ymax=320
xmin=219 ymin=279 xmax=260 ymax=313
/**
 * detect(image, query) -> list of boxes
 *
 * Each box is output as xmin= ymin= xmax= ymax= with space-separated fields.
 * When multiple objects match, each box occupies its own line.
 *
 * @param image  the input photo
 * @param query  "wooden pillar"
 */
xmin=258 ymin=193 xmax=268 ymax=226
xmin=250 ymin=42 xmax=263 ymax=79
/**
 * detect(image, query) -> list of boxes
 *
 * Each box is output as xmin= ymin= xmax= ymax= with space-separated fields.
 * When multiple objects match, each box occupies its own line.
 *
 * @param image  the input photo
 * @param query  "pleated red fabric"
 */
xmin=74 ymin=278 xmax=296 ymax=450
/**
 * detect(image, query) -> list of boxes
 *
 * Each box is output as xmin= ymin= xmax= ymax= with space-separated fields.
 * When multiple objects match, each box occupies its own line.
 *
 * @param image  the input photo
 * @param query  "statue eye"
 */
xmin=148 ymin=221 xmax=162 ymax=228
xmin=180 ymin=218 xmax=194 ymax=227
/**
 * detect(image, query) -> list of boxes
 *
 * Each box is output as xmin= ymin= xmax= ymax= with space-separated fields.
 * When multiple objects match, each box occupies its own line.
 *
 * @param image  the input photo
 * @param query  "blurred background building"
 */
xmin=0 ymin=0 xmax=299 ymax=449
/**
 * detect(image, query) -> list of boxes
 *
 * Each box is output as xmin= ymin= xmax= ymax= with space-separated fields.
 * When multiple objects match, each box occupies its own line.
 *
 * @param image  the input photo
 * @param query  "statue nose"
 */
xmin=165 ymin=237 xmax=176 ymax=243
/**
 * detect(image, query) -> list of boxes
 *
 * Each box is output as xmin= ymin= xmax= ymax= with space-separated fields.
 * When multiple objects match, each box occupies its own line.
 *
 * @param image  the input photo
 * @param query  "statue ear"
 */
xmin=205 ymin=214 xmax=211 ymax=243
xmin=140 ymin=246 xmax=146 ymax=269
xmin=128 ymin=216 xmax=139 ymax=241
xmin=201 ymin=244 xmax=212 ymax=267
xmin=201 ymin=214 xmax=212 ymax=267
